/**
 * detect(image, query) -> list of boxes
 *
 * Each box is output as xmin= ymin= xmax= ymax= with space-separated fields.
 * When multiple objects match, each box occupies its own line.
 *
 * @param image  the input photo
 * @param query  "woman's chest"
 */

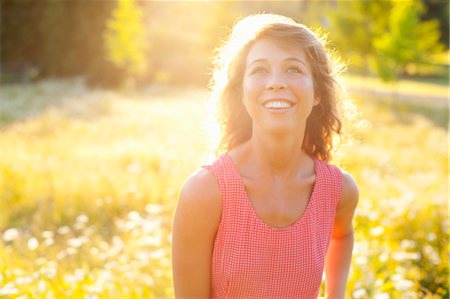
xmin=243 ymin=177 xmax=315 ymax=228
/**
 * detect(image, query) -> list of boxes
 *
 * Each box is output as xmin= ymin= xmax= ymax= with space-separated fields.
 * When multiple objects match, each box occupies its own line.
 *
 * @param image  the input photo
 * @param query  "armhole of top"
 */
xmin=332 ymin=164 xmax=344 ymax=208
xmin=201 ymin=163 xmax=226 ymax=226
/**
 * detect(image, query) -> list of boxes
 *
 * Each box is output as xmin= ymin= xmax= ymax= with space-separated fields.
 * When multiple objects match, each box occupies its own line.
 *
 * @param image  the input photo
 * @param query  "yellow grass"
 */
xmin=0 ymin=79 xmax=448 ymax=298
xmin=345 ymin=74 xmax=448 ymax=104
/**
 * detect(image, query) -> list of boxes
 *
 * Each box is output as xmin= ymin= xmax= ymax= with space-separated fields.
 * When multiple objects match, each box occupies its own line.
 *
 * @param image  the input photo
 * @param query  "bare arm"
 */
xmin=325 ymin=172 xmax=359 ymax=299
xmin=172 ymin=169 xmax=222 ymax=299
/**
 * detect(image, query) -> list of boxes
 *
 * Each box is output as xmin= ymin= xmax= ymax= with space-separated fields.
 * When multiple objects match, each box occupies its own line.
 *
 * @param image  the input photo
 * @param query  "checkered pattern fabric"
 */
xmin=203 ymin=153 xmax=343 ymax=299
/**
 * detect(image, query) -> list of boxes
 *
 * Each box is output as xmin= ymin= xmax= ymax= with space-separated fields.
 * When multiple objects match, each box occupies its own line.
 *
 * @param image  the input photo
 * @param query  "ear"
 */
xmin=313 ymin=96 xmax=320 ymax=106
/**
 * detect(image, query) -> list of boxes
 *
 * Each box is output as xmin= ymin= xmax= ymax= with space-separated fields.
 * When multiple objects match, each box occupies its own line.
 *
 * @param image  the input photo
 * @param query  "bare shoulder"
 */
xmin=176 ymin=168 xmax=222 ymax=227
xmin=172 ymin=168 xmax=221 ymax=297
xmin=337 ymin=171 xmax=359 ymax=217
xmin=330 ymin=171 xmax=359 ymax=238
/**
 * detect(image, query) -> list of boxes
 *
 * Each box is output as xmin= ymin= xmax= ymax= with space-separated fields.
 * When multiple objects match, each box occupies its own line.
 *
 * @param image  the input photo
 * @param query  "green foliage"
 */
xmin=327 ymin=0 xmax=391 ymax=72
xmin=372 ymin=1 xmax=443 ymax=82
xmin=329 ymin=0 xmax=445 ymax=81
xmin=103 ymin=0 xmax=149 ymax=79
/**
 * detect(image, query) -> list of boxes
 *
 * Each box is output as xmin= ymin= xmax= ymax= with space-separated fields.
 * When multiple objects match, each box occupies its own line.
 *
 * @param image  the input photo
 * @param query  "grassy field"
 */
xmin=0 ymin=78 xmax=448 ymax=298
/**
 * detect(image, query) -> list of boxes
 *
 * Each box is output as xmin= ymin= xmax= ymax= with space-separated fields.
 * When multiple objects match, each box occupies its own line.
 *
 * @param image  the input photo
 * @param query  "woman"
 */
xmin=172 ymin=14 xmax=359 ymax=299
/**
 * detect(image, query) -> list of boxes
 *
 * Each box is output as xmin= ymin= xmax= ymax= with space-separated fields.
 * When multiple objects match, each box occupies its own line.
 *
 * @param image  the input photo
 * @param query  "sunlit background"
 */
xmin=0 ymin=1 xmax=448 ymax=298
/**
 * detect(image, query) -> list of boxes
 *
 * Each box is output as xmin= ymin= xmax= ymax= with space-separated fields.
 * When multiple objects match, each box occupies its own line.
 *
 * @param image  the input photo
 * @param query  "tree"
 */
xmin=372 ymin=1 xmax=443 ymax=81
xmin=327 ymin=0 xmax=391 ymax=73
xmin=103 ymin=0 xmax=149 ymax=85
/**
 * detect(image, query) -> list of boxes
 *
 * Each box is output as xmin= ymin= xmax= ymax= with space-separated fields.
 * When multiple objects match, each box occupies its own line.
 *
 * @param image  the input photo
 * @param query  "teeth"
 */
xmin=264 ymin=101 xmax=293 ymax=109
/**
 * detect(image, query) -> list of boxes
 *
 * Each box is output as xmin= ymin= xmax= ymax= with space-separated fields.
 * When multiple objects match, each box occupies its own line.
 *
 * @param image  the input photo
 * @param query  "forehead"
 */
xmin=245 ymin=37 xmax=307 ymax=65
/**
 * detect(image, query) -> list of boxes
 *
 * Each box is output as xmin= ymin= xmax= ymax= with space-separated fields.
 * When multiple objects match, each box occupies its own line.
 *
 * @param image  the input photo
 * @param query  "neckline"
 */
xmin=223 ymin=153 xmax=320 ymax=230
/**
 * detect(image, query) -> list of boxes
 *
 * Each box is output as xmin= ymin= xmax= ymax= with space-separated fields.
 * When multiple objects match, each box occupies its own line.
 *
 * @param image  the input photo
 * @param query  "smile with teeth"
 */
xmin=263 ymin=100 xmax=294 ymax=109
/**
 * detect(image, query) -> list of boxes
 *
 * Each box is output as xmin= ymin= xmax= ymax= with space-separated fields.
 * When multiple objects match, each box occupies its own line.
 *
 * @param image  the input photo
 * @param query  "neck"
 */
xmin=247 ymin=128 xmax=309 ymax=177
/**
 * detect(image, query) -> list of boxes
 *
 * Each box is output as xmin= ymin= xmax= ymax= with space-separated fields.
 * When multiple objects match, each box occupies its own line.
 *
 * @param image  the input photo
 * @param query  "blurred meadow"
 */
xmin=1 ymin=1 xmax=449 ymax=298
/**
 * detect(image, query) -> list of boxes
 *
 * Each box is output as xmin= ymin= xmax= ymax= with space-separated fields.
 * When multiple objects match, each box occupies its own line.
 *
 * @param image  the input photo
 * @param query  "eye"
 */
xmin=249 ymin=66 xmax=268 ymax=75
xmin=286 ymin=65 xmax=303 ymax=73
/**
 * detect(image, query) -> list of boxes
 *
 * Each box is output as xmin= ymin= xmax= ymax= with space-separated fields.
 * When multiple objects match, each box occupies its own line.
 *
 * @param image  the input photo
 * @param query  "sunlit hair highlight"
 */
xmin=209 ymin=14 xmax=344 ymax=162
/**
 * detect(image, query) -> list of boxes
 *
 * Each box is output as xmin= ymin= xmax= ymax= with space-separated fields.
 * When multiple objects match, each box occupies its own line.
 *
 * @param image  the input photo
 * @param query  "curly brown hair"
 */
xmin=209 ymin=14 xmax=344 ymax=162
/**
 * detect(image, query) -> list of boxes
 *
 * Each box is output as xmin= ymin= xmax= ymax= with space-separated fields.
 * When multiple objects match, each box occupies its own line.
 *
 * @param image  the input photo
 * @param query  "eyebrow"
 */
xmin=248 ymin=57 xmax=307 ymax=67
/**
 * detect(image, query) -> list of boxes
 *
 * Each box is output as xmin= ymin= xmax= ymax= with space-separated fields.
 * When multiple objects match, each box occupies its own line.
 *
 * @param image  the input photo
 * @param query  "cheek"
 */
xmin=243 ymin=77 xmax=265 ymax=99
xmin=291 ymin=77 xmax=315 ymax=97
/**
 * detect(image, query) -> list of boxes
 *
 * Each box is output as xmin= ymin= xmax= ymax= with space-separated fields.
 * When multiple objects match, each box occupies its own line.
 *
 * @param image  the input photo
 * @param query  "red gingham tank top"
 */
xmin=203 ymin=153 xmax=343 ymax=299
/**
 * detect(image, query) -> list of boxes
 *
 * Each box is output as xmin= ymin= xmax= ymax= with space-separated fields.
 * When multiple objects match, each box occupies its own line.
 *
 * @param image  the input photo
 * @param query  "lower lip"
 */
xmin=262 ymin=105 xmax=295 ymax=114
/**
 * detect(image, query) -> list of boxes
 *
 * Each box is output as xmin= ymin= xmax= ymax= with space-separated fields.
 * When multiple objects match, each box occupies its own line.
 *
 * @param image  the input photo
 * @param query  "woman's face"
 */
xmin=242 ymin=37 xmax=318 ymax=136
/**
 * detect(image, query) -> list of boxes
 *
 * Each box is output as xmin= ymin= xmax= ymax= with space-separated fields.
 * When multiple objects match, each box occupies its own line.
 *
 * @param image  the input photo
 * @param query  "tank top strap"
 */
xmin=314 ymin=159 xmax=344 ymax=212
xmin=202 ymin=154 xmax=242 ymax=219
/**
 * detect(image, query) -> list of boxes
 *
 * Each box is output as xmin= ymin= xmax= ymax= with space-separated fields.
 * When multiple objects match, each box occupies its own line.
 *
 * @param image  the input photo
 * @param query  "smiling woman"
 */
xmin=242 ymin=37 xmax=318 ymax=137
xmin=172 ymin=14 xmax=358 ymax=299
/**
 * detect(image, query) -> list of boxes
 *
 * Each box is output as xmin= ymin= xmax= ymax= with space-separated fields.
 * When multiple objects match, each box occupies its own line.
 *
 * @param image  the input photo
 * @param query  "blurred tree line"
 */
xmin=1 ymin=0 xmax=448 ymax=87
xmin=328 ymin=0 xmax=448 ymax=81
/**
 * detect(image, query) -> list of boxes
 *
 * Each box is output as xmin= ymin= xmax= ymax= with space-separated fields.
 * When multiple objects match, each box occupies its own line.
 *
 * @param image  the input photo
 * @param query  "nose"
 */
xmin=266 ymin=73 xmax=287 ymax=90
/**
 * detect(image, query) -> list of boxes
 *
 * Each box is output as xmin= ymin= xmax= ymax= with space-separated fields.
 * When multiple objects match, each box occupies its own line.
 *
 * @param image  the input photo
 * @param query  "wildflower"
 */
xmin=74 ymin=268 xmax=86 ymax=280
xmin=374 ymin=293 xmax=390 ymax=299
xmin=353 ymin=288 xmax=367 ymax=299
xmin=423 ymin=244 xmax=441 ymax=265
xmin=369 ymin=226 xmax=384 ymax=237
xmin=76 ymin=214 xmax=89 ymax=223
xmin=354 ymin=255 xmax=368 ymax=265
xmin=141 ymin=235 xmax=162 ymax=247
xmin=426 ymin=232 xmax=437 ymax=241
xmin=393 ymin=251 xmax=421 ymax=261
xmin=38 ymin=280 xmax=47 ymax=292
xmin=44 ymin=238 xmax=55 ymax=247
xmin=145 ymin=203 xmax=163 ymax=214
xmin=66 ymin=247 xmax=78 ymax=255
xmin=67 ymin=236 xmax=88 ymax=248
xmin=148 ymin=248 xmax=166 ymax=260
xmin=379 ymin=252 xmax=389 ymax=262
xmin=15 ymin=276 xmax=33 ymax=285
xmin=57 ymin=226 xmax=70 ymax=235
xmin=41 ymin=230 xmax=54 ymax=239
xmin=27 ymin=237 xmax=39 ymax=250
xmin=128 ymin=210 xmax=142 ymax=223
xmin=40 ymin=266 xmax=57 ymax=279
xmin=400 ymin=239 xmax=416 ymax=249
xmin=0 ymin=282 xmax=18 ymax=296
xmin=2 ymin=228 xmax=19 ymax=242
xmin=392 ymin=274 xmax=414 ymax=291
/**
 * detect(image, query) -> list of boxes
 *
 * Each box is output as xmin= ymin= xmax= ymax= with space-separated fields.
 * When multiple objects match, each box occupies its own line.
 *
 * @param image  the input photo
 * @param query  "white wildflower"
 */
xmin=38 ymin=280 xmax=47 ymax=292
xmin=57 ymin=226 xmax=70 ymax=235
xmin=145 ymin=204 xmax=163 ymax=214
xmin=2 ymin=228 xmax=19 ymax=242
xmin=27 ymin=237 xmax=39 ymax=250
xmin=353 ymin=288 xmax=368 ymax=299
xmin=400 ymin=239 xmax=416 ymax=249
xmin=66 ymin=247 xmax=77 ymax=255
xmin=15 ymin=276 xmax=33 ymax=285
xmin=355 ymin=255 xmax=368 ymax=265
xmin=0 ymin=282 xmax=18 ymax=296
xmin=76 ymin=214 xmax=89 ymax=223
xmin=393 ymin=278 xmax=414 ymax=291
xmin=148 ymin=248 xmax=166 ymax=259
xmin=370 ymin=226 xmax=384 ymax=237
xmin=44 ymin=238 xmax=55 ymax=247
xmin=374 ymin=293 xmax=390 ymax=299
xmin=41 ymin=230 xmax=54 ymax=239
xmin=426 ymin=232 xmax=437 ymax=241
xmin=128 ymin=210 xmax=142 ymax=223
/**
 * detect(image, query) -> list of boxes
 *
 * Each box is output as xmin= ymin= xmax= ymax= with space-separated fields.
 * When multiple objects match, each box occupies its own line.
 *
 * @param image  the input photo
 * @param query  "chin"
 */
xmin=265 ymin=125 xmax=298 ymax=136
